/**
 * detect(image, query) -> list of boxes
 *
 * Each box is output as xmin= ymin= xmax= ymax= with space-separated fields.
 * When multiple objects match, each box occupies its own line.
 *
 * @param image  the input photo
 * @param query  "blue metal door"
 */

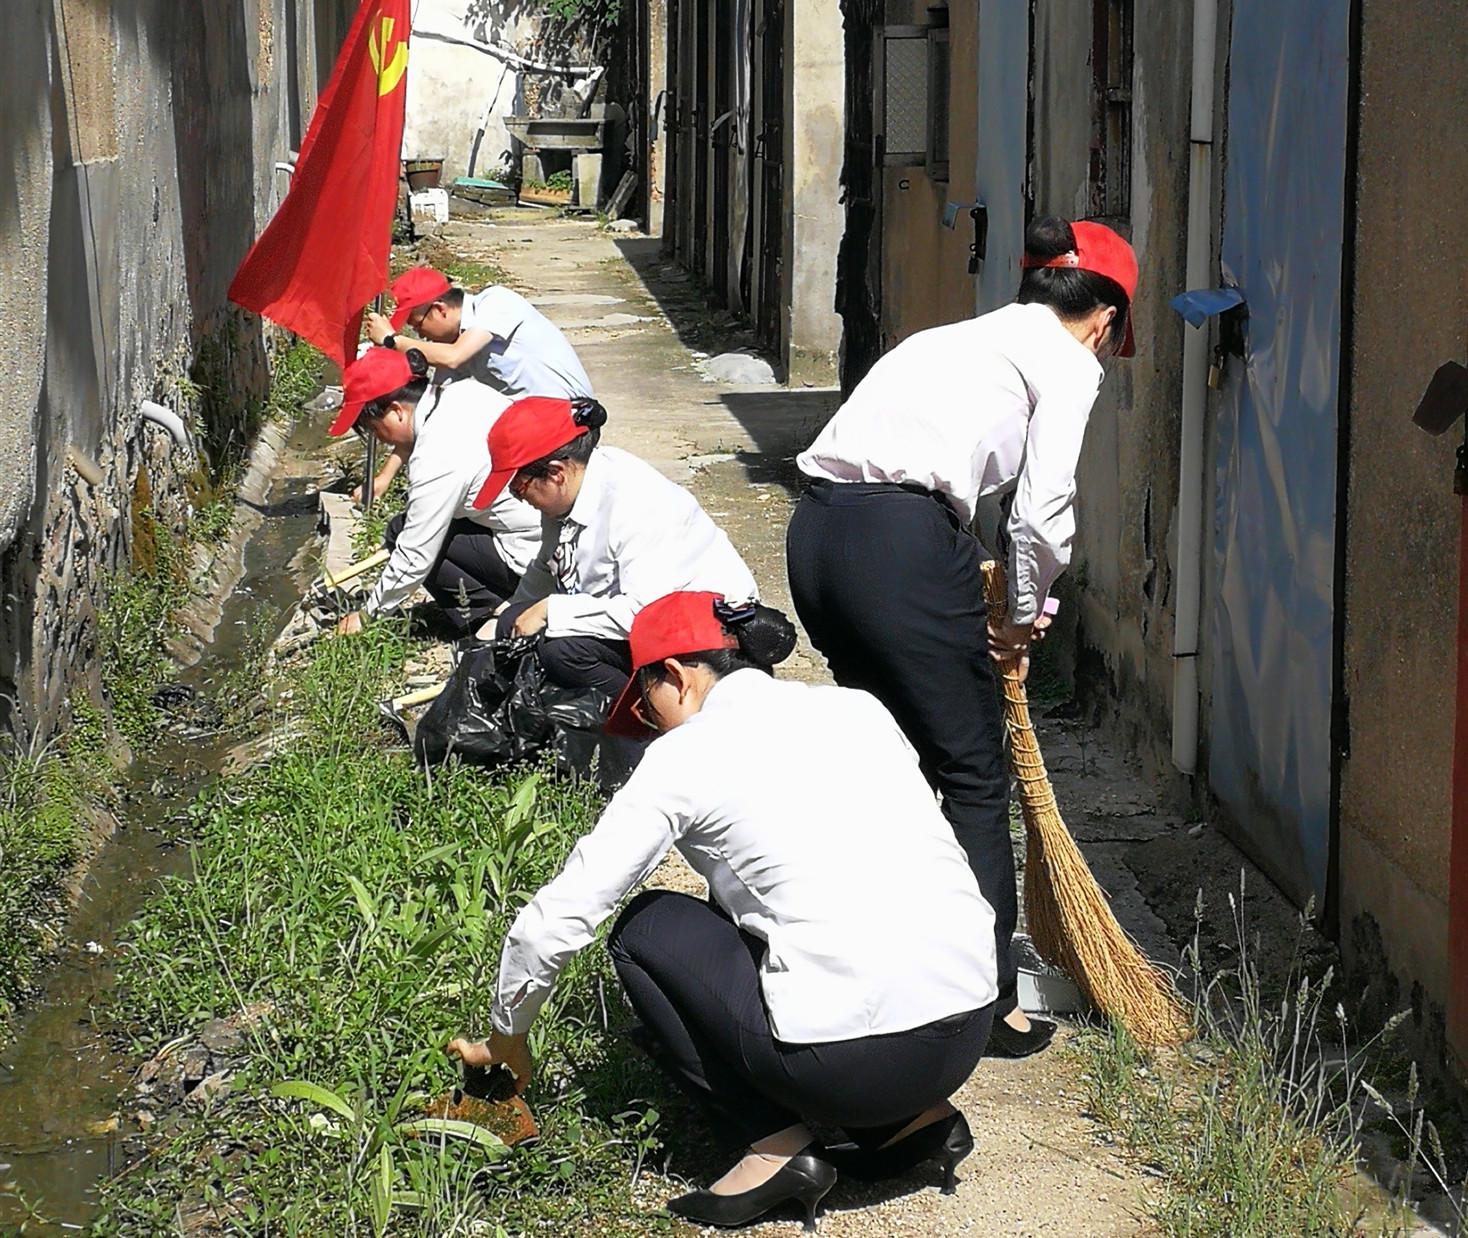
xmin=1209 ymin=0 xmax=1352 ymax=907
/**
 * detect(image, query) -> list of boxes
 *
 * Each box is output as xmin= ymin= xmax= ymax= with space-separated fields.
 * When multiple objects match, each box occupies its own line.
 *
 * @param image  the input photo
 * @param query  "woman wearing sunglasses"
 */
xmin=448 ymin=591 xmax=998 ymax=1230
xmin=328 ymin=347 xmax=542 ymax=638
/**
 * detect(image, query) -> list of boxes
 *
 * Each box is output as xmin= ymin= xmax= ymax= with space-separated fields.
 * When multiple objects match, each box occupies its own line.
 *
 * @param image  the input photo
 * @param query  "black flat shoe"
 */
xmin=985 ymin=1014 xmax=1056 ymax=1059
xmin=668 ymin=1152 xmax=837 ymax=1232
xmin=822 ymin=1111 xmax=974 ymax=1194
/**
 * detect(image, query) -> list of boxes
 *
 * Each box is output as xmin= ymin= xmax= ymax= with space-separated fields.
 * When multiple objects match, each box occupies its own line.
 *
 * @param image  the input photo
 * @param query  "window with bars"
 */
xmin=1090 ymin=0 xmax=1134 ymax=219
xmin=877 ymin=20 xmax=950 ymax=180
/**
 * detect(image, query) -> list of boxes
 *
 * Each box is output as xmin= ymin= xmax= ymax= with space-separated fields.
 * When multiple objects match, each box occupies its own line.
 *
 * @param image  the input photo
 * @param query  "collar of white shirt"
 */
xmin=564 ymin=446 xmax=610 ymax=530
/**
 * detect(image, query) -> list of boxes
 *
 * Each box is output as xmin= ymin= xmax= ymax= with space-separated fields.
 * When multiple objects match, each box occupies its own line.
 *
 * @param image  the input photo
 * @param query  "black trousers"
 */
xmin=785 ymin=482 xmax=1018 ymax=1016
xmin=495 ymin=602 xmax=633 ymax=696
xmin=609 ymin=890 xmax=993 ymax=1146
xmin=384 ymin=514 xmax=519 ymax=637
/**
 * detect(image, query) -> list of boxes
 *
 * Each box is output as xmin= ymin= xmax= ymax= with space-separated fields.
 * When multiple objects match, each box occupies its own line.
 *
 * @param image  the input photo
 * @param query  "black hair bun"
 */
xmin=572 ymin=398 xmax=608 ymax=430
xmin=733 ymin=604 xmax=797 ymax=669
xmin=405 ymin=348 xmax=430 ymax=378
xmin=1022 ymin=215 xmax=1077 ymax=261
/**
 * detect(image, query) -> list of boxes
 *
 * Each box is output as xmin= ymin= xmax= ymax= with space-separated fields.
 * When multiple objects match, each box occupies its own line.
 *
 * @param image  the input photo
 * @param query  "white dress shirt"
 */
xmin=797 ymin=301 xmax=1105 ymax=625
xmin=492 ymin=669 xmax=998 ymax=1041
xmin=365 ymin=380 xmax=544 ymax=617
xmin=511 ymin=446 xmax=759 ymax=641
xmin=440 ymin=285 xmax=595 ymax=401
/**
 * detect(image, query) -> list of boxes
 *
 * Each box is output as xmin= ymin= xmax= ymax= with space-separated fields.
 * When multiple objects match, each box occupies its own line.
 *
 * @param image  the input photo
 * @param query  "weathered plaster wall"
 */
xmin=403 ymin=1 xmax=553 ymax=184
xmin=784 ymin=0 xmax=845 ymax=383
xmin=0 ymin=0 xmax=348 ymax=741
xmin=1030 ymin=0 xmax=1192 ymax=778
xmin=1338 ymin=0 xmax=1468 ymax=1059
xmin=875 ymin=0 xmax=978 ymax=348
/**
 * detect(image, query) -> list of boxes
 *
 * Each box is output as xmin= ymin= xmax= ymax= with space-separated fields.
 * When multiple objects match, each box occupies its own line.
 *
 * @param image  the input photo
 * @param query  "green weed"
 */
xmin=1074 ymin=882 xmax=1460 ymax=1236
xmin=94 ymin=624 xmax=676 ymax=1234
xmin=0 ymin=712 xmax=109 ymax=1025
xmin=99 ymin=513 xmax=190 ymax=746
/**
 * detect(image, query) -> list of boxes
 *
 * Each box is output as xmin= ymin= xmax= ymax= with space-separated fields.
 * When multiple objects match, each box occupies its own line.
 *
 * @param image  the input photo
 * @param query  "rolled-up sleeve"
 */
xmin=491 ymin=757 xmax=689 ymax=1034
xmin=1006 ymin=370 xmax=1098 ymax=625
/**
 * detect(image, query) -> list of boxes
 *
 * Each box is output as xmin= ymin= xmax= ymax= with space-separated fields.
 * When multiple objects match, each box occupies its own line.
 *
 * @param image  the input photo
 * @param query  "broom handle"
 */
xmin=980 ymin=561 xmax=1060 ymax=816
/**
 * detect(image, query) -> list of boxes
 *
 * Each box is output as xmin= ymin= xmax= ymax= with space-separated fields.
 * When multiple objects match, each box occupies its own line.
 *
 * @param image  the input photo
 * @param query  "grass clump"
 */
xmin=1074 ymin=881 xmax=1462 ymax=1236
xmin=94 ymin=624 xmax=674 ymax=1234
xmin=99 ymin=510 xmax=190 ymax=747
xmin=0 ymin=707 xmax=109 ymax=1025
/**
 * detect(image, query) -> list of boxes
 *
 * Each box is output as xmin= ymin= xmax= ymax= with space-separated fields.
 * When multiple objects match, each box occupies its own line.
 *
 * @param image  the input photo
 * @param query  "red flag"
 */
xmin=229 ymin=0 xmax=410 ymax=367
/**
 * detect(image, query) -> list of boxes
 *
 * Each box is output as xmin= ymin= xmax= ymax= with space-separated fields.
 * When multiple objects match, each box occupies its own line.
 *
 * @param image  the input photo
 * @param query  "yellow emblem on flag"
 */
xmin=368 ymin=14 xmax=408 ymax=96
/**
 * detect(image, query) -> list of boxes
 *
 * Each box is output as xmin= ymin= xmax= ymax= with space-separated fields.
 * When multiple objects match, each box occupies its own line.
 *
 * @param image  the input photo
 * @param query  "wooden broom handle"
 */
xmin=981 ymin=561 xmax=1059 ymax=814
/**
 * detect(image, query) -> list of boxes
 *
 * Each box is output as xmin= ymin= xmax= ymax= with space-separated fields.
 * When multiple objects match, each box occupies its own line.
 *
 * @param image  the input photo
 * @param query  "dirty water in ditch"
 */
xmin=0 ymin=419 xmax=333 ymax=1232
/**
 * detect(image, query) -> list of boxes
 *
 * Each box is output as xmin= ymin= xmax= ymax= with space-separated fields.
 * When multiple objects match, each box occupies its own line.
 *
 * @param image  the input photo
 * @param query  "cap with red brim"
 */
xmin=1020 ymin=220 xmax=1139 ymax=357
xmin=388 ymin=266 xmax=453 ymax=332
xmin=329 ymin=347 xmax=414 ymax=436
xmin=604 ymin=592 xmax=741 ymax=737
xmin=473 ymin=396 xmax=589 ymax=509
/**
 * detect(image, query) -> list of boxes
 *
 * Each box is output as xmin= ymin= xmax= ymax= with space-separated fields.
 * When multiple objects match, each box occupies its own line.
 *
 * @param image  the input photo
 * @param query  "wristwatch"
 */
xmin=382 ymin=332 xmax=397 ymax=350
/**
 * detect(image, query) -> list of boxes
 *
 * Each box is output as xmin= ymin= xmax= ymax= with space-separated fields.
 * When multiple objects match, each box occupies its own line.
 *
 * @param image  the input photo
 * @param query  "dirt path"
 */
xmin=433 ymin=211 xmax=1157 ymax=1235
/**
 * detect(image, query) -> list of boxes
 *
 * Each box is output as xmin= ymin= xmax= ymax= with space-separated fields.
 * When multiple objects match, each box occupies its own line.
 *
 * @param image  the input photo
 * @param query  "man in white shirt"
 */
xmin=365 ymin=265 xmax=594 ymax=400
xmin=327 ymin=348 xmax=542 ymax=639
xmin=788 ymin=217 xmax=1137 ymax=1059
xmin=470 ymin=397 xmax=759 ymax=698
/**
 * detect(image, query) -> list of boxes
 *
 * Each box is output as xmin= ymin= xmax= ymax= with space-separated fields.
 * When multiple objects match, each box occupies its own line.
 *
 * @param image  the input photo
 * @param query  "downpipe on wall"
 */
xmin=1170 ymin=0 xmax=1217 ymax=774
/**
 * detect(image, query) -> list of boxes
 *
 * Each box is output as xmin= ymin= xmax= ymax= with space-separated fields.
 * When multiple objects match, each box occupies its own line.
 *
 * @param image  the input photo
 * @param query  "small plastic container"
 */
xmin=1013 ymin=933 xmax=1086 ymax=1015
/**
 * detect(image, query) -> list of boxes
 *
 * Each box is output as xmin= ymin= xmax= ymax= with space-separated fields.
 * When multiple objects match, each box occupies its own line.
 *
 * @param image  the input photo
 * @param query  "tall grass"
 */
xmin=0 ymin=707 xmax=109 ymax=1025
xmin=94 ymin=625 xmax=671 ymax=1235
xmin=1075 ymin=881 xmax=1463 ymax=1237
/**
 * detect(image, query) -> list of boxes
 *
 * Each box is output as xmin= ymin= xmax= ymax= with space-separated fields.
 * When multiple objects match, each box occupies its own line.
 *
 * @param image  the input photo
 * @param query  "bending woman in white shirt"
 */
xmin=787 ymin=216 xmax=1137 ymax=1060
xmin=471 ymin=397 xmax=759 ymax=700
xmin=449 ymin=591 xmax=998 ymax=1229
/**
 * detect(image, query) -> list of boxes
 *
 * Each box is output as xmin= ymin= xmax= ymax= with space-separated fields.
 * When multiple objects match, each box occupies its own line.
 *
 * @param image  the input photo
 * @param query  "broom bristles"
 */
xmin=982 ymin=562 xmax=1191 ymax=1049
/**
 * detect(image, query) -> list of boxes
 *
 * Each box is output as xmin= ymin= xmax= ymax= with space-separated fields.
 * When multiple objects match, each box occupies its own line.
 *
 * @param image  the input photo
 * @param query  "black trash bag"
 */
xmin=413 ymin=636 xmax=614 ymax=777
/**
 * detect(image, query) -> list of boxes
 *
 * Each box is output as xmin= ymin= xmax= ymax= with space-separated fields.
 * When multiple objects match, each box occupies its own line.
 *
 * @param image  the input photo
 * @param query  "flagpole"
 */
xmin=362 ymin=291 xmax=386 ymax=514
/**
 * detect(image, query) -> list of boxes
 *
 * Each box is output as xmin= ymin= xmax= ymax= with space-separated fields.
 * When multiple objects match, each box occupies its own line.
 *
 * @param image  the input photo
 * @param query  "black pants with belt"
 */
xmin=610 ymin=890 xmax=993 ymax=1146
xmin=785 ymin=481 xmax=1018 ymax=1017
xmin=384 ymin=515 xmax=519 ymax=637
xmin=495 ymin=602 xmax=633 ymax=697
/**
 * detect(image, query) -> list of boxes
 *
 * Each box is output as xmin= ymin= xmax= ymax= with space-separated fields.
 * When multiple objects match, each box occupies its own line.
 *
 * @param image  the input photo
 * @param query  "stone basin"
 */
xmin=504 ymin=116 xmax=606 ymax=151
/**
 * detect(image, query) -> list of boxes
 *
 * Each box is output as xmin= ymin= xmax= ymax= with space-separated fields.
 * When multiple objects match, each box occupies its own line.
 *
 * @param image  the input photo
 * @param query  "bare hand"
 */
xmin=336 ymin=611 xmax=365 ymax=637
xmin=446 ymin=1030 xmax=532 ymax=1096
xmin=366 ymin=311 xmax=395 ymax=346
xmin=512 ymin=599 xmax=550 ymax=638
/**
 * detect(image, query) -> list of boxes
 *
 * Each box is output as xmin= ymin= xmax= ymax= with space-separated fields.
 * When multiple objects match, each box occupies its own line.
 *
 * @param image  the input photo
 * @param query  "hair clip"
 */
xmin=713 ymin=598 xmax=756 ymax=626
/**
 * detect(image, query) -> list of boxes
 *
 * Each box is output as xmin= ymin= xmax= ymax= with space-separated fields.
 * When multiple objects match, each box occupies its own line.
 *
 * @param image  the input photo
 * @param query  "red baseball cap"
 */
xmin=472 ymin=397 xmax=588 ymax=509
xmin=329 ymin=347 xmax=414 ymax=436
xmin=604 ymin=592 xmax=742 ymax=737
xmin=1021 ymin=220 xmax=1139 ymax=357
xmin=389 ymin=266 xmax=453 ymax=331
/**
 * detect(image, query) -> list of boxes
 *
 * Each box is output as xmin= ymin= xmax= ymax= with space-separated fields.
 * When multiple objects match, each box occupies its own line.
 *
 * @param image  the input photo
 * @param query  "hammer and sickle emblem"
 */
xmin=368 ymin=15 xmax=408 ymax=96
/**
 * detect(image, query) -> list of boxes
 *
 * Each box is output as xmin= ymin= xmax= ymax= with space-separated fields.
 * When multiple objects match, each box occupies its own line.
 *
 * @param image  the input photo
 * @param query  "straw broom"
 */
xmin=982 ymin=560 xmax=1191 ymax=1048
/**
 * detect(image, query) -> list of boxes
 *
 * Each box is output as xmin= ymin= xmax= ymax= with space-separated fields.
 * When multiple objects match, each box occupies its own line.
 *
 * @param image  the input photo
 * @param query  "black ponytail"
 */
xmin=1017 ymin=216 xmax=1130 ymax=353
xmin=518 ymin=398 xmax=608 ymax=478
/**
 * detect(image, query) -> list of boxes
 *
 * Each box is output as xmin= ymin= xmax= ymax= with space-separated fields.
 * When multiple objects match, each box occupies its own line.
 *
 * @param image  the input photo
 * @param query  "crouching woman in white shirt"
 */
xmin=470 ymin=397 xmax=759 ymax=702
xmin=448 ymin=591 xmax=998 ymax=1230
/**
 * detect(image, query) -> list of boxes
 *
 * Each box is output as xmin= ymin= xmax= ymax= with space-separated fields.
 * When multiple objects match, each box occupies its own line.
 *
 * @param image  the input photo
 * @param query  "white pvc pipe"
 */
xmin=139 ymin=400 xmax=193 ymax=452
xmin=1171 ymin=0 xmax=1217 ymax=774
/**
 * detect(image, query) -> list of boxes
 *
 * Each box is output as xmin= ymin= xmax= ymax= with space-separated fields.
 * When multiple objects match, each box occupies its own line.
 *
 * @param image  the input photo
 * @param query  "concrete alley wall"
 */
xmin=0 ymin=0 xmax=349 ymax=741
xmin=1030 ymin=0 xmax=1193 ymax=767
xmin=1339 ymin=0 xmax=1468 ymax=1062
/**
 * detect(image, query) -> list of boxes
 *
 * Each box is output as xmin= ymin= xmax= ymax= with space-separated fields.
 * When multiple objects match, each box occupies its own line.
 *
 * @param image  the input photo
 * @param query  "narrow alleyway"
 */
xmin=454 ymin=211 xmax=1159 ymax=1234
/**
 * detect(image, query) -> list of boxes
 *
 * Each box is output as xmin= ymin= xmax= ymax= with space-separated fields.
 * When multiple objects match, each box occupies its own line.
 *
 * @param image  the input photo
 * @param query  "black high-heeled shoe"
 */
xmin=985 ymin=1014 xmax=1056 ymax=1059
xmin=667 ymin=1151 xmax=837 ymax=1232
xmin=822 ymin=1111 xmax=974 ymax=1194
